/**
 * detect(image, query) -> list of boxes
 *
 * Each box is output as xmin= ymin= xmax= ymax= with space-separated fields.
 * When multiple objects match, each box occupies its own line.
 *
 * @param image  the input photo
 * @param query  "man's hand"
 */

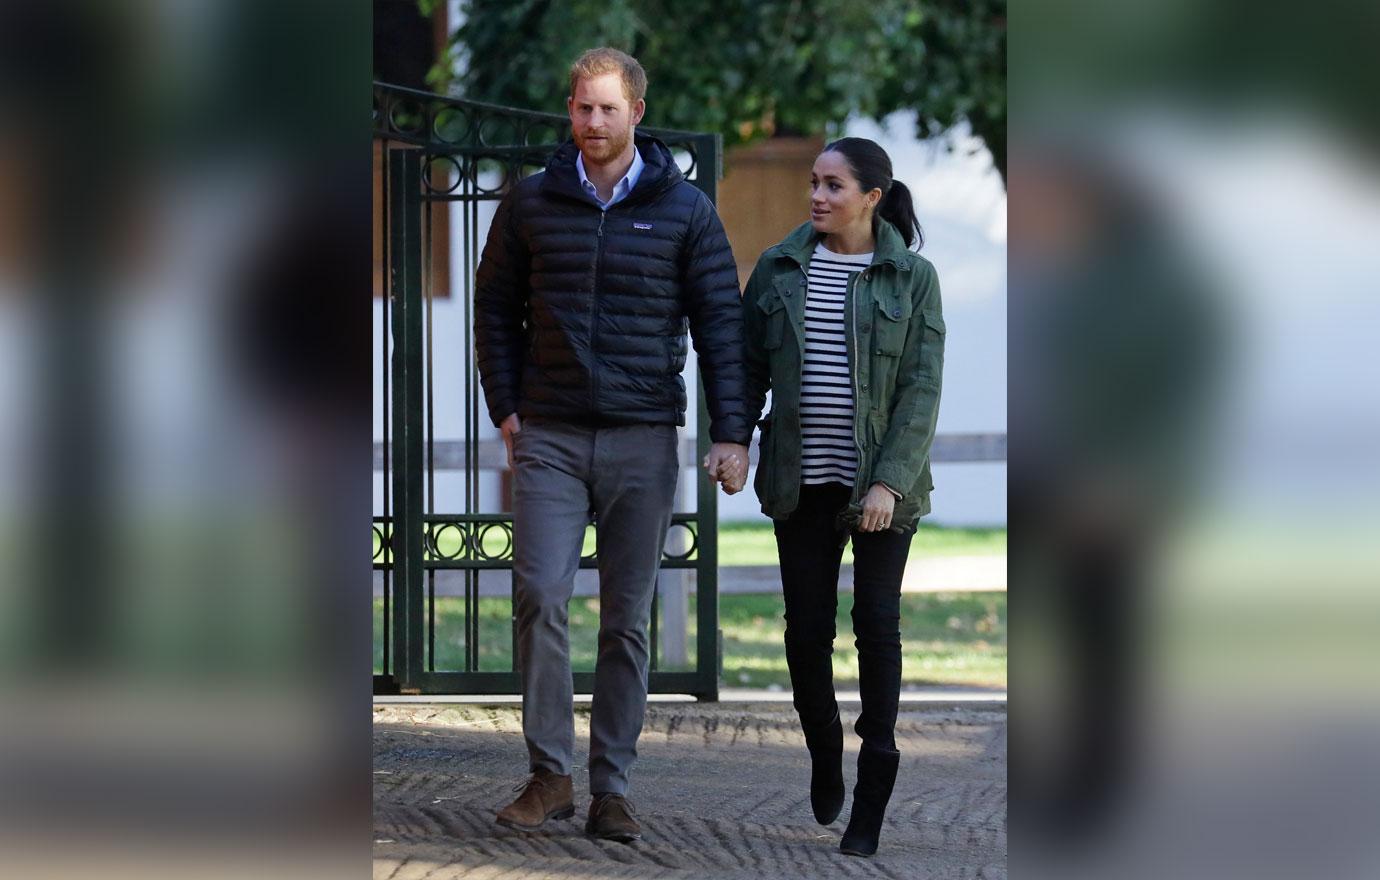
xmin=500 ymin=413 xmax=521 ymax=470
xmin=859 ymin=482 xmax=898 ymax=532
xmin=703 ymin=442 xmax=748 ymax=495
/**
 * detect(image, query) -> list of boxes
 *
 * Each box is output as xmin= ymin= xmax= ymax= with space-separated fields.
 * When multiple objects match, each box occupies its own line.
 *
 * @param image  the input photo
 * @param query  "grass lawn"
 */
xmin=716 ymin=521 xmax=1005 ymax=566
xmin=719 ymin=591 xmax=1005 ymax=690
xmin=374 ymin=590 xmax=1005 ymax=691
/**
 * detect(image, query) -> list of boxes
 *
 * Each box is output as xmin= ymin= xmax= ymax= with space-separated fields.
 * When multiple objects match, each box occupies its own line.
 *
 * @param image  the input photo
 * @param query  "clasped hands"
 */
xmin=702 ymin=442 xmax=749 ymax=495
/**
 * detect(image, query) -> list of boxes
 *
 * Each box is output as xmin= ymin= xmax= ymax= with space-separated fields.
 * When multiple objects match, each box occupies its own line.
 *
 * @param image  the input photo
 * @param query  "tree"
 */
xmin=423 ymin=0 xmax=1006 ymax=183
xmin=878 ymin=0 xmax=1006 ymax=181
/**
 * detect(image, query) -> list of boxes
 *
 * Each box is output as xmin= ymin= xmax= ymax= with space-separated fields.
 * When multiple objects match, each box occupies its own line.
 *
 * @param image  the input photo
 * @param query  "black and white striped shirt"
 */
xmin=800 ymin=243 xmax=872 ymax=487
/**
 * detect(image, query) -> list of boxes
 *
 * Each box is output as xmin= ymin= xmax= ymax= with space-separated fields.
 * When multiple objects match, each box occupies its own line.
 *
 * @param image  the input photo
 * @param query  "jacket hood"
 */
xmin=540 ymin=132 xmax=684 ymax=204
xmin=776 ymin=217 xmax=914 ymax=270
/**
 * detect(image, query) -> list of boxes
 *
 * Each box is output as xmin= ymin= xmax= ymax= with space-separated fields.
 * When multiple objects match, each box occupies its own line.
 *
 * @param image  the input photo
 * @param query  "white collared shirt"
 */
xmin=576 ymin=146 xmax=644 ymax=210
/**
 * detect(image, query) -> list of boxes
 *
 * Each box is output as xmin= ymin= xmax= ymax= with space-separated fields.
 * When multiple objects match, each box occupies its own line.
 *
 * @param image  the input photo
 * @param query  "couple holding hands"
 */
xmin=474 ymin=47 xmax=943 ymax=857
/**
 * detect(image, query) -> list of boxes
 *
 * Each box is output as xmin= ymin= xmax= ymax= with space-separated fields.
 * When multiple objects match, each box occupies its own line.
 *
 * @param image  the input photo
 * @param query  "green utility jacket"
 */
xmin=742 ymin=220 xmax=945 ymax=532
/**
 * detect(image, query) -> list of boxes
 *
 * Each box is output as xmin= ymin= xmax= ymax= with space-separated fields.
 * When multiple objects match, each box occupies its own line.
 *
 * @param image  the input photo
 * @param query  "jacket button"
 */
xmin=863 ymin=271 xmax=870 ymax=281
xmin=891 ymin=307 xmax=901 ymax=318
xmin=861 ymin=384 xmax=869 ymax=392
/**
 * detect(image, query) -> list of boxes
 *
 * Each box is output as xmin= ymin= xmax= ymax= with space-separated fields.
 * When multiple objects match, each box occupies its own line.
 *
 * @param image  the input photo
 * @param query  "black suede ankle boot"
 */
xmin=840 ymin=744 xmax=900 ymax=857
xmin=802 ymin=710 xmax=845 ymax=824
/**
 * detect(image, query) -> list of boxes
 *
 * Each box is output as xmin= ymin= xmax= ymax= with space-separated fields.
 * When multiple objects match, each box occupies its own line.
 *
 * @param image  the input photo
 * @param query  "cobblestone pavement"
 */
xmin=374 ymin=701 xmax=1006 ymax=879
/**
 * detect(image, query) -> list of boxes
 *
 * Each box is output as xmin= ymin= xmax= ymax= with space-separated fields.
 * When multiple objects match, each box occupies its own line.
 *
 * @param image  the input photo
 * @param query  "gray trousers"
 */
xmin=510 ymin=417 xmax=678 ymax=796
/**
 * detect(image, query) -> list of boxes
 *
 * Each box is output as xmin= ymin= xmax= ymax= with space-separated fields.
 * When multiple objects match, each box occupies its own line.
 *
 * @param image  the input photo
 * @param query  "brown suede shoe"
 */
xmin=495 ymin=768 xmax=574 ymax=831
xmin=584 ymin=793 xmax=642 ymax=843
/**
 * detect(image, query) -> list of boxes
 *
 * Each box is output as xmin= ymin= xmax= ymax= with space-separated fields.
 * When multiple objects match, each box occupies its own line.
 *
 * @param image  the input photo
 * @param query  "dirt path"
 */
xmin=373 ymin=701 xmax=1006 ymax=879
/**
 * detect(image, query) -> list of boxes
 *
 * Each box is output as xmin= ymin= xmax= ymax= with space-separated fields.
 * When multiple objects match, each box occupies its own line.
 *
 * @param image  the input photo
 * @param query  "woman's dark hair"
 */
xmin=822 ymin=137 xmax=924 ymax=250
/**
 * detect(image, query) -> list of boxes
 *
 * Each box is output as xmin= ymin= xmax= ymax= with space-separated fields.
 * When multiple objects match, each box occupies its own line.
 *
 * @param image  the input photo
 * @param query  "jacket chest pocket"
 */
xmin=756 ymin=290 xmax=788 ymax=350
xmin=870 ymin=288 xmax=912 ymax=356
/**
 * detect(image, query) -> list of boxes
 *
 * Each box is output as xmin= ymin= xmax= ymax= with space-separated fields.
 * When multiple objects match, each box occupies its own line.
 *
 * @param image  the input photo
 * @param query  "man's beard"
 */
xmin=575 ymin=124 xmax=632 ymax=166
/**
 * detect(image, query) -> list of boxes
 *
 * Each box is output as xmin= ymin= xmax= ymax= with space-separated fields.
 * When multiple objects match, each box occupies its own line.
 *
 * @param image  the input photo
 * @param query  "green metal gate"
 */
xmin=373 ymin=82 xmax=722 ymax=699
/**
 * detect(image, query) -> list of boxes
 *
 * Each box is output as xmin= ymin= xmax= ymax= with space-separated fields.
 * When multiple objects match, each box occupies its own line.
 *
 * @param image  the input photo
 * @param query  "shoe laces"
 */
xmin=592 ymin=792 xmax=636 ymax=815
xmin=512 ymin=773 xmax=554 ymax=795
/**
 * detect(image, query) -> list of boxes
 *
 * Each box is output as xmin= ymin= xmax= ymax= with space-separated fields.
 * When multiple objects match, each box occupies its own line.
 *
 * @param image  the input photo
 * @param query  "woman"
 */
xmin=722 ymin=137 xmax=945 ymax=856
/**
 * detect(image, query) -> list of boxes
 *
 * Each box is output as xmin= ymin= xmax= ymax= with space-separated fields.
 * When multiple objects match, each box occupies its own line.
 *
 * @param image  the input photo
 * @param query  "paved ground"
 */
xmin=373 ymin=701 xmax=1006 ymax=879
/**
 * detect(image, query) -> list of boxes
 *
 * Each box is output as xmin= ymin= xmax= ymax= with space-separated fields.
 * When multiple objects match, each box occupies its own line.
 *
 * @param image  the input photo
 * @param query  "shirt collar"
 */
xmin=576 ymin=146 xmax=644 ymax=209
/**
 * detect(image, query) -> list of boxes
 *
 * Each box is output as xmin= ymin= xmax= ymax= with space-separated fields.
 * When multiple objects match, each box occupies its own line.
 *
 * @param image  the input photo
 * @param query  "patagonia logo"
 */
xmin=632 ymin=221 xmax=654 ymax=231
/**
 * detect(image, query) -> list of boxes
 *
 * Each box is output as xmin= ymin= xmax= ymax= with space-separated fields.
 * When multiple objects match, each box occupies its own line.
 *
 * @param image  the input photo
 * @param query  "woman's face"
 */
xmin=809 ymin=151 xmax=881 ymax=238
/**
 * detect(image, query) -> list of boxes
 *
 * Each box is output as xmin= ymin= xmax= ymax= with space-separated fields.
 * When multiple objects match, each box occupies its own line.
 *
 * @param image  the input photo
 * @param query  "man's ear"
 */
xmin=630 ymin=98 xmax=645 ymax=126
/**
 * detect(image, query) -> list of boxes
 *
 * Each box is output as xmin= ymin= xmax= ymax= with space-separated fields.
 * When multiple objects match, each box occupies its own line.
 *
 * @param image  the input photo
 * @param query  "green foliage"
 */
xmin=877 ymin=0 xmax=1007 ymax=179
xmin=431 ymin=1 xmax=1005 ymax=180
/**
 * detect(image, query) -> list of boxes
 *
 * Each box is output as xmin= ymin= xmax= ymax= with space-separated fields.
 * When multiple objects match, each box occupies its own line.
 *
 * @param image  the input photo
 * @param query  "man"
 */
xmin=473 ymin=47 xmax=750 ymax=843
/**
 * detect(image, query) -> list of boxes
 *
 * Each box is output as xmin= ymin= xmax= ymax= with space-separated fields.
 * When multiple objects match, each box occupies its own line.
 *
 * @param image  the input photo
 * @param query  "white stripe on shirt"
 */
xmin=800 ymin=243 xmax=872 ymax=487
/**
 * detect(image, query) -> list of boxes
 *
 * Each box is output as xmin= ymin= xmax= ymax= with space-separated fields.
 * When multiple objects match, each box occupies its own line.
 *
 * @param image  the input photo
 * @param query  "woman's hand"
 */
xmin=703 ymin=443 xmax=748 ymax=495
xmin=859 ymin=483 xmax=897 ymax=532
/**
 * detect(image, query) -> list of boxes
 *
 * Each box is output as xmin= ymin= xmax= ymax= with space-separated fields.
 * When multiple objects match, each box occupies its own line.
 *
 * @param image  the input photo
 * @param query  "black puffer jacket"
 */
xmin=474 ymin=134 xmax=750 ymax=445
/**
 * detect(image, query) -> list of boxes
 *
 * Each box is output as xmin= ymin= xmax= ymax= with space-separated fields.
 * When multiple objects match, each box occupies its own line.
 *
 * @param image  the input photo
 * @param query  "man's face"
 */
xmin=568 ymin=72 xmax=644 ymax=167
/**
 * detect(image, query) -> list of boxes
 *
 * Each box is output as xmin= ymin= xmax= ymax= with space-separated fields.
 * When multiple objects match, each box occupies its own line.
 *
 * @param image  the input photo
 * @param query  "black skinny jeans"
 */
xmin=774 ymin=482 xmax=911 ymax=753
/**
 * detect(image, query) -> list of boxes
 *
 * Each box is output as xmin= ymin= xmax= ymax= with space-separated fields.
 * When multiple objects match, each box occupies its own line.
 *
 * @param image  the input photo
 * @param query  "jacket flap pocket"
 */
xmin=872 ymin=288 xmax=913 ymax=322
xmin=923 ymin=308 xmax=946 ymax=334
xmin=757 ymin=290 xmax=786 ymax=314
xmin=870 ymin=289 xmax=911 ymax=355
xmin=757 ymin=290 xmax=787 ymax=349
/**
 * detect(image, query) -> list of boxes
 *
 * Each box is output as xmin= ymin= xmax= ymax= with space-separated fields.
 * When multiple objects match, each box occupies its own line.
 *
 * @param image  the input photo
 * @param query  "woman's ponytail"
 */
xmin=878 ymin=179 xmax=923 ymax=250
